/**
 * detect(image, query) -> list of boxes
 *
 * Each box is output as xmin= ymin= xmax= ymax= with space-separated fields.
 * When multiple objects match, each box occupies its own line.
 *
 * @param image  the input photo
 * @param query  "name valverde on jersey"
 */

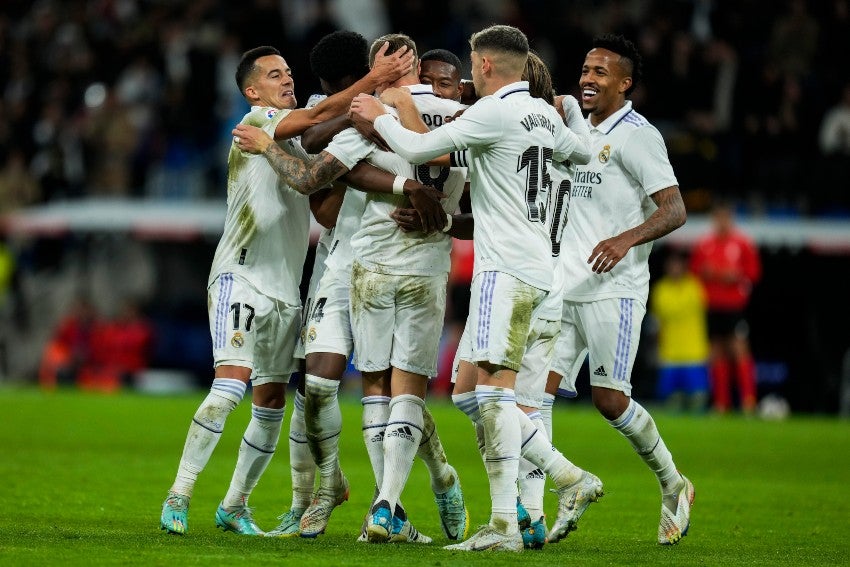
xmin=374 ymin=80 xmax=591 ymax=292
xmin=208 ymin=106 xmax=312 ymax=305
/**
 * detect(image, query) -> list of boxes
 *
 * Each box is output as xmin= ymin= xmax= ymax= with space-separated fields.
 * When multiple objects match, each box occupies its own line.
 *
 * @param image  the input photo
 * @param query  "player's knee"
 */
xmin=591 ymin=386 xmax=629 ymax=420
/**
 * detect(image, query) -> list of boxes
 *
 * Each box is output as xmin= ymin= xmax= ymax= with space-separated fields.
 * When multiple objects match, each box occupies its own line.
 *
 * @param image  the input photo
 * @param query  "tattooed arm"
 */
xmin=586 ymin=186 xmax=687 ymax=274
xmin=232 ymin=122 xmax=347 ymax=195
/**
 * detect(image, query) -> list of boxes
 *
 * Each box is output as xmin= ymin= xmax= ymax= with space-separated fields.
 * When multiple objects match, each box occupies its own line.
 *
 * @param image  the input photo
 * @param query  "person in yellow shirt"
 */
xmin=650 ymin=250 xmax=710 ymax=413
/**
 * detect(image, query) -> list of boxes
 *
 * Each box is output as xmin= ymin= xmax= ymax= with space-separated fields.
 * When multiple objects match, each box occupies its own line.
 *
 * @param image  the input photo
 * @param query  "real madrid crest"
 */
xmin=307 ymin=327 xmax=317 ymax=343
xmin=598 ymin=144 xmax=611 ymax=163
xmin=231 ymin=332 xmax=245 ymax=348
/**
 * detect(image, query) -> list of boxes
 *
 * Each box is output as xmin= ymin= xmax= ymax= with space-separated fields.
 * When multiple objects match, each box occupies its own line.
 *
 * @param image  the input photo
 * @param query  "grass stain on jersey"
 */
xmin=235 ymin=202 xmax=257 ymax=248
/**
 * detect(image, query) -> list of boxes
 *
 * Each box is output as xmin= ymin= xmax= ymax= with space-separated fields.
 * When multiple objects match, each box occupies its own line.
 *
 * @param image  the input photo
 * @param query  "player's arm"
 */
xmin=380 ymin=87 xmax=429 ymax=134
xmin=351 ymin=93 xmax=502 ymax=164
xmin=309 ymin=185 xmax=346 ymax=228
xmin=233 ymin=123 xmax=347 ymax=194
xmin=340 ymin=162 xmax=447 ymax=232
xmin=587 ymin=185 xmax=687 ymax=274
xmin=555 ymin=95 xmax=592 ymax=165
xmin=273 ymin=43 xmax=414 ymax=140
xmin=390 ymin=208 xmax=474 ymax=239
xmin=300 ymin=115 xmax=351 ymax=154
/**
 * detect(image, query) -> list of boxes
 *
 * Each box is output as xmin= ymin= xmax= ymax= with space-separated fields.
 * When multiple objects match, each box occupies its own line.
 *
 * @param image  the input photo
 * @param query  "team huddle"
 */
xmin=159 ymin=23 xmax=694 ymax=552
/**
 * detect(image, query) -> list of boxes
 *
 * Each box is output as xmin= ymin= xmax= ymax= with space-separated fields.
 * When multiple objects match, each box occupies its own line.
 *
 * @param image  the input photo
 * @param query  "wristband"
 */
xmin=442 ymin=213 xmax=453 ymax=233
xmin=393 ymin=176 xmax=406 ymax=195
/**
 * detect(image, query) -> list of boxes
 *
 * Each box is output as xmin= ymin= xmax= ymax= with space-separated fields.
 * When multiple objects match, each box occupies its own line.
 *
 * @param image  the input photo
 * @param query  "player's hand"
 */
xmin=587 ymin=234 xmax=633 ymax=273
xmin=406 ymin=182 xmax=447 ymax=233
xmin=368 ymin=42 xmax=414 ymax=85
xmin=390 ymin=207 xmax=423 ymax=232
xmin=446 ymin=108 xmax=465 ymax=122
xmin=460 ymin=80 xmax=478 ymax=105
xmin=379 ymin=87 xmax=414 ymax=109
xmin=350 ymin=94 xmax=388 ymax=124
xmin=232 ymin=124 xmax=273 ymax=154
xmin=560 ymin=95 xmax=582 ymax=125
xmin=350 ymin=111 xmax=390 ymax=151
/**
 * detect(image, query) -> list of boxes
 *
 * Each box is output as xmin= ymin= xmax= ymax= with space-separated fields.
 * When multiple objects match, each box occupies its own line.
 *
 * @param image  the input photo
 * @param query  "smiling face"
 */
xmin=245 ymin=54 xmax=297 ymax=109
xmin=420 ymin=59 xmax=462 ymax=101
xmin=579 ymin=47 xmax=632 ymax=126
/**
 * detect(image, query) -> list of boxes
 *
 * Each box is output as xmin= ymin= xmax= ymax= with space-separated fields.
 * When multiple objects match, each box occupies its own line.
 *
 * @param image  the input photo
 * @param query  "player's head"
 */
xmin=523 ymin=51 xmax=555 ymax=105
xmin=369 ymin=33 xmax=418 ymax=92
xmin=580 ymin=34 xmax=642 ymax=122
xmin=710 ymin=199 xmax=735 ymax=235
xmin=419 ymin=48 xmax=464 ymax=101
xmin=310 ymin=30 xmax=370 ymax=95
xmin=236 ymin=46 xmax=297 ymax=109
xmin=468 ymin=25 xmax=529 ymax=96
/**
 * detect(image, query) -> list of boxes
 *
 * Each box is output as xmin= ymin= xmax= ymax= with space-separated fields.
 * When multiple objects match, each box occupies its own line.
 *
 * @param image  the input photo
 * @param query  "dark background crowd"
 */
xmin=0 ymin=0 xmax=848 ymax=414
xmin=1 ymin=0 xmax=849 ymax=215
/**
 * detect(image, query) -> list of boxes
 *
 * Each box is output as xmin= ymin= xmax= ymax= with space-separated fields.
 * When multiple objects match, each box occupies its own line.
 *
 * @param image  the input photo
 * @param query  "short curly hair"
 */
xmin=309 ymin=30 xmax=370 ymax=83
xmin=420 ymin=49 xmax=463 ymax=74
xmin=592 ymin=34 xmax=643 ymax=96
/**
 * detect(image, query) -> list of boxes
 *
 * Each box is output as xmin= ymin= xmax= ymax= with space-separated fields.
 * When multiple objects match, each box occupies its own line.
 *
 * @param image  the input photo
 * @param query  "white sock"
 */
xmin=222 ymin=403 xmax=285 ymax=510
xmin=452 ymin=390 xmax=486 ymax=457
xmin=170 ymin=378 xmax=245 ymax=497
xmin=362 ymin=395 xmax=390 ymax=487
xmin=540 ymin=393 xmax=555 ymax=440
xmin=417 ymin=406 xmax=456 ymax=494
xmin=609 ymin=399 xmax=681 ymax=506
xmin=304 ymin=374 xmax=342 ymax=487
xmin=377 ymin=394 xmax=424 ymax=515
xmin=518 ymin=411 xmax=546 ymax=520
xmin=288 ymin=390 xmax=315 ymax=512
xmin=476 ymin=385 xmax=520 ymax=535
xmin=517 ymin=406 xmax=582 ymax=490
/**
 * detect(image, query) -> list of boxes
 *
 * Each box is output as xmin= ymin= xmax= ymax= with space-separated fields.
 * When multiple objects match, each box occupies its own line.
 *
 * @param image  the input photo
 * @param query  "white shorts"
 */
xmin=208 ymin=273 xmax=300 ymax=385
xmin=551 ymin=297 xmax=645 ymax=397
xmin=515 ymin=318 xmax=560 ymax=408
xmin=452 ymin=315 xmax=559 ymax=409
xmin=303 ymin=265 xmax=354 ymax=358
xmin=295 ymin=239 xmax=330 ymax=360
xmin=467 ymin=271 xmax=547 ymax=371
xmin=350 ymin=261 xmax=447 ymax=376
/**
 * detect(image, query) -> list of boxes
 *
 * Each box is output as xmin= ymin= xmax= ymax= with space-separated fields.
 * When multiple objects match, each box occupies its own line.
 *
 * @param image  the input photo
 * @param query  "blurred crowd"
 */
xmin=0 ymin=0 xmax=848 ymax=216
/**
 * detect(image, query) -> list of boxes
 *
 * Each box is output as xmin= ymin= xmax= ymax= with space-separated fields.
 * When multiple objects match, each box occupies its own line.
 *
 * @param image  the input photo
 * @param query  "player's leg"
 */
xmin=731 ymin=321 xmax=757 ymax=413
xmin=217 ymin=294 xmax=301 ymax=536
xmin=297 ymin=268 xmax=355 ymax=537
xmin=160 ymin=273 xmax=251 ymax=535
xmin=446 ymin=272 xmax=542 ymax=552
xmin=585 ymin=298 xmax=694 ymax=545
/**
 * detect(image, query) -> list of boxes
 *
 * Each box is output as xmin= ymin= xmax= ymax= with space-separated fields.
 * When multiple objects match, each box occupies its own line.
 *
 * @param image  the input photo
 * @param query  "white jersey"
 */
xmin=323 ymin=189 xmax=367 ymax=275
xmin=537 ymin=160 xmax=573 ymax=319
xmin=326 ymin=84 xmax=467 ymax=276
xmin=374 ymin=80 xmax=590 ymax=291
xmin=562 ymin=101 xmax=678 ymax=304
xmin=208 ymin=106 xmax=311 ymax=304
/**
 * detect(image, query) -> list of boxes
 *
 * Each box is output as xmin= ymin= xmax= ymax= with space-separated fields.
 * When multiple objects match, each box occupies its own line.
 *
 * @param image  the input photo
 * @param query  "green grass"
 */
xmin=1 ymin=388 xmax=848 ymax=566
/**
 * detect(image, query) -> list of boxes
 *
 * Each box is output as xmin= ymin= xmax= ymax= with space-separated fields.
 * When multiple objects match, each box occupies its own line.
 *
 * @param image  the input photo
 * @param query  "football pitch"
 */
xmin=1 ymin=388 xmax=847 ymax=566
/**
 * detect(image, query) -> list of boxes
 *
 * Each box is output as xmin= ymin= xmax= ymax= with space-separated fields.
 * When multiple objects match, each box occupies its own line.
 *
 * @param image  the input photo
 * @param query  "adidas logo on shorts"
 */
xmin=386 ymin=425 xmax=415 ymax=442
xmin=525 ymin=468 xmax=545 ymax=480
xmin=593 ymin=365 xmax=608 ymax=377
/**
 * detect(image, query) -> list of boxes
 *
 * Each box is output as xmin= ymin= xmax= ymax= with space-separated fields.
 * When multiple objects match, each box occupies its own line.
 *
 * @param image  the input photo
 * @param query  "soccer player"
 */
xmin=269 ymin=29 xmax=370 ymax=539
xmin=419 ymin=49 xmax=465 ymax=101
xmin=545 ymin=34 xmax=694 ymax=545
xmin=231 ymin=36 xmax=469 ymax=544
xmin=396 ymin=52 xmax=602 ymax=549
xmin=158 ymin=43 xmax=414 ymax=536
xmin=350 ymin=25 xmax=592 ymax=552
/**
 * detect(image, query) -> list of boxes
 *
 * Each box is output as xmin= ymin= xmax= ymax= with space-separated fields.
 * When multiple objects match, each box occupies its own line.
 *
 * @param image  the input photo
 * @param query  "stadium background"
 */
xmin=0 ymin=0 xmax=848 ymax=414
